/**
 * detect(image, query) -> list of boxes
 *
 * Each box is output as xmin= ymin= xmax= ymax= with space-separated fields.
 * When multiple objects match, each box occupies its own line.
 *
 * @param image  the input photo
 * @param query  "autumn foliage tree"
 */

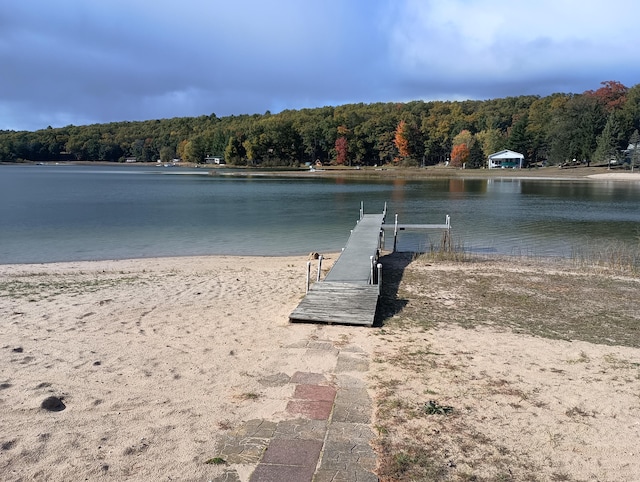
xmin=452 ymin=129 xmax=473 ymax=149
xmin=394 ymin=120 xmax=410 ymax=159
xmin=335 ymin=136 xmax=348 ymax=165
xmin=333 ymin=125 xmax=350 ymax=165
xmin=450 ymin=143 xmax=469 ymax=167
xmin=450 ymin=129 xmax=474 ymax=167
xmin=585 ymin=81 xmax=628 ymax=113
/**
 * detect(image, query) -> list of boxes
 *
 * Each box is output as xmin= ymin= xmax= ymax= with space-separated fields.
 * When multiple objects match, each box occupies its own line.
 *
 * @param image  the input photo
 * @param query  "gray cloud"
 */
xmin=1 ymin=0 xmax=638 ymax=131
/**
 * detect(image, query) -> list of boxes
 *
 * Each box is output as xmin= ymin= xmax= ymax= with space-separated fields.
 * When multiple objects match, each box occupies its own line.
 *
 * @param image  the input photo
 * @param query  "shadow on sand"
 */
xmin=373 ymin=252 xmax=415 ymax=327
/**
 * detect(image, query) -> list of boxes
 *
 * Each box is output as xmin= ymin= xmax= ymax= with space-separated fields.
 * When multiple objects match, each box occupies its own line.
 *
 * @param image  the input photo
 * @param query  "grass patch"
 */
xmin=422 ymin=231 xmax=470 ymax=263
xmin=570 ymin=240 xmax=640 ymax=276
xmin=380 ymin=254 xmax=640 ymax=347
xmin=376 ymin=442 xmax=449 ymax=481
xmin=238 ymin=392 xmax=261 ymax=401
xmin=372 ymin=253 xmax=639 ymax=481
xmin=204 ymin=457 xmax=226 ymax=465
xmin=422 ymin=400 xmax=454 ymax=415
xmin=0 ymin=275 xmax=141 ymax=301
xmin=566 ymin=351 xmax=590 ymax=364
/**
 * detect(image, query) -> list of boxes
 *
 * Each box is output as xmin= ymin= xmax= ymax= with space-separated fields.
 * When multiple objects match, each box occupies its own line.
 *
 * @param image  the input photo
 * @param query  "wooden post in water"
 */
xmin=360 ymin=201 xmax=364 ymax=220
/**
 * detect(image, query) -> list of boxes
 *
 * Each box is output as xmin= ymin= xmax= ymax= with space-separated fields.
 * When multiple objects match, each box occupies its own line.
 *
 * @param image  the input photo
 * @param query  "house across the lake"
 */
xmin=487 ymin=150 xmax=524 ymax=169
xmin=205 ymin=156 xmax=225 ymax=165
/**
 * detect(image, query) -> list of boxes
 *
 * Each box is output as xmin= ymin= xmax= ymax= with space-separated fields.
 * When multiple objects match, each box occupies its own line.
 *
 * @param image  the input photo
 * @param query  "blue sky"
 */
xmin=2 ymin=0 xmax=638 ymax=131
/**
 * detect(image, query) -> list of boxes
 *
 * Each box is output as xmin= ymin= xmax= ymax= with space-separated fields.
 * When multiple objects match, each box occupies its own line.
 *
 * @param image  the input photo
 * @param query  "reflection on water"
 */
xmin=0 ymin=165 xmax=638 ymax=263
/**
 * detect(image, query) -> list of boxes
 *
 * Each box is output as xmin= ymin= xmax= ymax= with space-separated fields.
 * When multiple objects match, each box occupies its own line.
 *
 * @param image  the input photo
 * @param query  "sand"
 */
xmin=0 ymin=255 xmax=371 ymax=480
xmin=587 ymin=172 xmax=640 ymax=181
xmin=2 ymin=255 xmax=640 ymax=481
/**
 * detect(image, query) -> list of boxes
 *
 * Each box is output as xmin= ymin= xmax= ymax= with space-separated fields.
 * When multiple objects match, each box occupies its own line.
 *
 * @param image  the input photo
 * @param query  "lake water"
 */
xmin=1 ymin=164 xmax=639 ymax=264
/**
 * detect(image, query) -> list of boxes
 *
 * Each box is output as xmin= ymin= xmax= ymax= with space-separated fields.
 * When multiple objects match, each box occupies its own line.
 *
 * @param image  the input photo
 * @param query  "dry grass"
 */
xmin=380 ymin=253 xmax=639 ymax=346
xmin=372 ymin=253 xmax=640 ymax=481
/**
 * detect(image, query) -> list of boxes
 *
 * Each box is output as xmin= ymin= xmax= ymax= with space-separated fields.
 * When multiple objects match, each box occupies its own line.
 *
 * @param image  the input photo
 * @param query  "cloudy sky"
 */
xmin=2 ymin=0 xmax=638 ymax=131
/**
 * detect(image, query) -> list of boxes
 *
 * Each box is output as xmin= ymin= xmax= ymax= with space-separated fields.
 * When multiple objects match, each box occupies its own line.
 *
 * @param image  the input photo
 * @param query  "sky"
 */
xmin=2 ymin=0 xmax=639 ymax=132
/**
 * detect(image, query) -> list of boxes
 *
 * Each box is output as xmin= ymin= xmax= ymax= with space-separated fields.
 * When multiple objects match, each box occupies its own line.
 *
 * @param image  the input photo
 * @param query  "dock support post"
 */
xmin=306 ymin=261 xmax=311 ymax=293
xmin=316 ymin=255 xmax=323 ymax=281
xmin=377 ymin=263 xmax=383 ymax=294
xmin=370 ymin=256 xmax=374 ymax=284
xmin=360 ymin=201 xmax=364 ymax=220
xmin=393 ymin=213 xmax=398 ymax=252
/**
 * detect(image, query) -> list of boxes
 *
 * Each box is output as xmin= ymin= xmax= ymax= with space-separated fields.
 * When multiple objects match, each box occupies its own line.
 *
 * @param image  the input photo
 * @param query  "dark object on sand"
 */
xmin=41 ymin=396 xmax=66 ymax=412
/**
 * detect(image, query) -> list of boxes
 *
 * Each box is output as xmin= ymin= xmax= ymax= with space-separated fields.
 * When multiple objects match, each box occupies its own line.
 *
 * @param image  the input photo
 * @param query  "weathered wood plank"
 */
xmin=289 ymin=211 xmax=385 ymax=326
xmin=289 ymin=282 xmax=380 ymax=326
xmin=324 ymin=214 xmax=385 ymax=283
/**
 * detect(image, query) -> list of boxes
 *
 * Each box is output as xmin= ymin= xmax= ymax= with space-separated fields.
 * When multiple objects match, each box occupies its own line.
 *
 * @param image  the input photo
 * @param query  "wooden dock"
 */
xmin=289 ymin=212 xmax=385 ymax=326
xmin=289 ymin=208 xmax=451 ymax=326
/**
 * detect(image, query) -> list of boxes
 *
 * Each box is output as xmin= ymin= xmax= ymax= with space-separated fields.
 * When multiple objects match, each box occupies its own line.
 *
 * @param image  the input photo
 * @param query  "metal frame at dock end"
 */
xmin=383 ymin=214 xmax=451 ymax=252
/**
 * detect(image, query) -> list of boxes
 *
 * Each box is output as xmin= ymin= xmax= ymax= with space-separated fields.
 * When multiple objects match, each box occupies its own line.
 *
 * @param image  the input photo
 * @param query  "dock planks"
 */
xmin=289 ymin=282 xmax=380 ymax=326
xmin=325 ymin=214 xmax=385 ymax=283
xmin=289 ymin=213 xmax=385 ymax=326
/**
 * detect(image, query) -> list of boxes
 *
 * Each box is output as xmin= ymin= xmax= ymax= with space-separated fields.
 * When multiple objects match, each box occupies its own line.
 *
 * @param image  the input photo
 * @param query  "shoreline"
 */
xmin=5 ymin=160 xmax=640 ymax=181
xmin=0 ymin=252 xmax=318 ymax=268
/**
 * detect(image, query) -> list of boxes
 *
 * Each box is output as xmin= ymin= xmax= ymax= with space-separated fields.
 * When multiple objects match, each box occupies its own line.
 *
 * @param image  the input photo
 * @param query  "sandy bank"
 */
xmin=587 ymin=171 xmax=640 ymax=180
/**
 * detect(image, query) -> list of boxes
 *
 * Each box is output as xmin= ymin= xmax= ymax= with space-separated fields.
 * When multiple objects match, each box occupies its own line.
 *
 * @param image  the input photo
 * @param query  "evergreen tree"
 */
xmin=594 ymin=114 xmax=621 ymax=163
xmin=506 ymin=115 xmax=530 ymax=157
xmin=468 ymin=139 xmax=485 ymax=168
xmin=628 ymin=129 xmax=640 ymax=168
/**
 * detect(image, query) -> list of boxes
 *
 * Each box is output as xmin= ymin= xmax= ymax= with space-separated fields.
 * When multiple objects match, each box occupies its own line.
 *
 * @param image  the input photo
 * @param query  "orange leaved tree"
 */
xmin=335 ymin=136 xmax=348 ymax=165
xmin=450 ymin=144 xmax=470 ymax=168
xmin=394 ymin=120 xmax=411 ymax=159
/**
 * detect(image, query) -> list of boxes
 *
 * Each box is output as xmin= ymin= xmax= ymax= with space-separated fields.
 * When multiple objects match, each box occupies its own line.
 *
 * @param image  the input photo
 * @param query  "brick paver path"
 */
xmin=213 ymin=337 xmax=378 ymax=481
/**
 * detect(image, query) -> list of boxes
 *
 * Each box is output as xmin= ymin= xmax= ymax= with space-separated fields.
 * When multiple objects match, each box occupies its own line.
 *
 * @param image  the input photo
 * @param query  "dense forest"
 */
xmin=1 ymin=81 xmax=639 ymax=168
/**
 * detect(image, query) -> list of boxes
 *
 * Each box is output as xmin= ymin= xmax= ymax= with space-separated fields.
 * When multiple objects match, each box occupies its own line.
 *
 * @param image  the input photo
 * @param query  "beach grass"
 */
xmin=373 ymin=253 xmax=640 ymax=481
xmin=0 ymin=275 xmax=142 ymax=301
xmin=569 ymin=239 xmax=640 ymax=276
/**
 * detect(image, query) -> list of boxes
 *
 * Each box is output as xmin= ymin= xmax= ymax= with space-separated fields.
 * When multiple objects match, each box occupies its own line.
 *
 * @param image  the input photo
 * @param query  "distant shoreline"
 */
xmin=6 ymin=160 xmax=638 ymax=181
xmin=214 ymin=165 xmax=640 ymax=182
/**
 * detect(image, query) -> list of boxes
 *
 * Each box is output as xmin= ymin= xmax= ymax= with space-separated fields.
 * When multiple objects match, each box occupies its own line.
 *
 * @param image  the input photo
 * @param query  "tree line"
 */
xmin=1 ymin=81 xmax=639 ymax=168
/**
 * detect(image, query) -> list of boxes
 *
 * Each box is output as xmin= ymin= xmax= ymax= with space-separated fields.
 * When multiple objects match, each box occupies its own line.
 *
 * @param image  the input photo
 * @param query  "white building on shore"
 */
xmin=487 ymin=150 xmax=524 ymax=169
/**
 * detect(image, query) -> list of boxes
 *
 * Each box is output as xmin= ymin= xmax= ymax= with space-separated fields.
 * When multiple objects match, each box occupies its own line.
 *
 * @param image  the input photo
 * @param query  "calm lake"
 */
xmin=1 ymin=164 xmax=639 ymax=264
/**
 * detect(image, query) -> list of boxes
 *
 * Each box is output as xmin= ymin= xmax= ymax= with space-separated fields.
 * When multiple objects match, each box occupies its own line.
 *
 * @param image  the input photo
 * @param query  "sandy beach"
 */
xmin=1 ymin=255 xmax=375 ymax=480
xmin=587 ymin=171 xmax=640 ymax=181
xmin=2 ymin=254 xmax=640 ymax=481
xmin=229 ymin=163 xmax=640 ymax=182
